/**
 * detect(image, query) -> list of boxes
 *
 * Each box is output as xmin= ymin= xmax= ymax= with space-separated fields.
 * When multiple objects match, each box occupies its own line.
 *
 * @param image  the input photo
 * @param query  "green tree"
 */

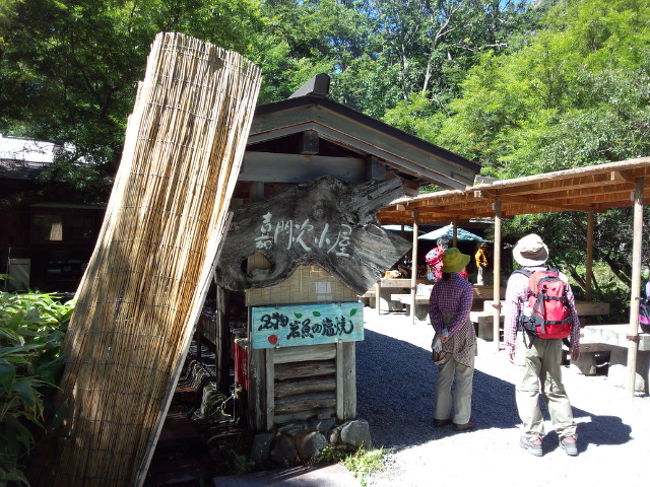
xmin=0 ymin=0 xmax=270 ymax=199
xmin=436 ymin=0 xmax=650 ymax=305
xmin=369 ymin=0 xmax=541 ymax=137
xmin=437 ymin=0 xmax=650 ymax=176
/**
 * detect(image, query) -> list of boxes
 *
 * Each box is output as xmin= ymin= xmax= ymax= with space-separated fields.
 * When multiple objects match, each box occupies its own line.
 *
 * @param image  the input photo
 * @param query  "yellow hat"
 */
xmin=442 ymin=248 xmax=470 ymax=273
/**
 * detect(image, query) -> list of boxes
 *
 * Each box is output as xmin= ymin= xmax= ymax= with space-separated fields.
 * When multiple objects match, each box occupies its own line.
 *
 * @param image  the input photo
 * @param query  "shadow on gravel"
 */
xmin=357 ymin=329 xmax=632 ymax=452
xmin=574 ymin=415 xmax=632 ymax=453
xmin=540 ymin=415 xmax=632 ymax=454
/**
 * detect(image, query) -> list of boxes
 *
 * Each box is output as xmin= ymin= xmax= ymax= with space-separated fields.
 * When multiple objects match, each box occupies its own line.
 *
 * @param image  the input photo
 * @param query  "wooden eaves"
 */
xmin=377 ymin=157 xmax=650 ymax=225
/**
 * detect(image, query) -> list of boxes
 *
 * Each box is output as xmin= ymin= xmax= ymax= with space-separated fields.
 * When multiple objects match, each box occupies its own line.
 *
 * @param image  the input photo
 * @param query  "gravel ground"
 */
xmin=357 ymin=309 xmax=649 ymax=487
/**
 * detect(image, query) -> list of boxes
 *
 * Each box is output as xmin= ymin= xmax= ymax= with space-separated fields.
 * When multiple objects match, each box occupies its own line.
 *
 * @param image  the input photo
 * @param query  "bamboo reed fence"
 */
xmin=35 ymin=32 xmax=261 ymax=487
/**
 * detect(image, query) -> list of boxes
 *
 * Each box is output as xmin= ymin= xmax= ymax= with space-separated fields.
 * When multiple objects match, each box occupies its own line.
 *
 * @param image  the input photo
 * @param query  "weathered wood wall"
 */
xmin=248 ymin=343 xmax=356 ymax=429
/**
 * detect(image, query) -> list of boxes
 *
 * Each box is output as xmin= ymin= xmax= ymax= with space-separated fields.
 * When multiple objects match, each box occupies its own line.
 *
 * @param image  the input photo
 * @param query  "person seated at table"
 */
xmin=397 ymin=255 xmax=412 ymax=278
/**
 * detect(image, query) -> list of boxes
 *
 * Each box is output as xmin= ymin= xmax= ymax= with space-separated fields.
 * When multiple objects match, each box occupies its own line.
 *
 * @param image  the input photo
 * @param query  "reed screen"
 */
xmin=37 ymin=32 xmax=261 ymax=487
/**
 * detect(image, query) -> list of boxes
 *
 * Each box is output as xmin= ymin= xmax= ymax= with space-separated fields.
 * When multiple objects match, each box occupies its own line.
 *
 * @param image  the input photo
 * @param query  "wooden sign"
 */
xmin=216 ymin=176 xmax=411 ymax=294
xmin=251 ymin=302 xmax=364 ymax=349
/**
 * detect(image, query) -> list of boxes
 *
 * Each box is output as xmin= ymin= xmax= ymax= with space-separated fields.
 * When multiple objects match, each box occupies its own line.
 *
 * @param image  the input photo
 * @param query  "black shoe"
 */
xmin=453 ymin=421 xmax=475 ymax=432
xmin=433 ymin=418 xmax=453 ymax=427
xmin=520 ymin=436 xmax=543 ymax=457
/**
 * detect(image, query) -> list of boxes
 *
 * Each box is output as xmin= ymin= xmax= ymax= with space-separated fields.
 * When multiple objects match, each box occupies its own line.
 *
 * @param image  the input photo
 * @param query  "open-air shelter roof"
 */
xmin=378 ymin=157 xmax=650 ymax=225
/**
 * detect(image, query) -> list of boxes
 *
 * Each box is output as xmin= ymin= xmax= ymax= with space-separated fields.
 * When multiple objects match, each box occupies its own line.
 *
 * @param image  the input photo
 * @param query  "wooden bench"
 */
xmin=390 ymin=285 xmax=432 ymax=320
xmin=473 ymin=300 xmax=611 ymax=341
xmin=359 ymin=278 xmax=427 ymax=312
xmin=567 ymin=340 xmax=616 ymax=375
xmin=582 ymin=325 xmax=650 ymax=394
xmin=390 ymin=284 xmax=506 ymax=322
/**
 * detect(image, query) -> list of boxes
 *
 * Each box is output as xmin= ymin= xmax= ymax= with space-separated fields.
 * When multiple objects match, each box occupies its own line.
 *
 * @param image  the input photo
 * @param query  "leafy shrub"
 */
xmin=0 ymin=291 xmax=73 ymax=485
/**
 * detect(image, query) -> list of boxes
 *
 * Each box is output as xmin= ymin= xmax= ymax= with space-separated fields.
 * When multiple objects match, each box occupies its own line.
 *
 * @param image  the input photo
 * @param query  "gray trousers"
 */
xmin=435 ymin=344 xmax=475 ymax=424
xmin=515 ymin=332 xmax=577 ymax=439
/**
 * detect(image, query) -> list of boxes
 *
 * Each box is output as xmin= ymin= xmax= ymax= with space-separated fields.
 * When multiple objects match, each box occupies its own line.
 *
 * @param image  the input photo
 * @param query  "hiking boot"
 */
xmin=560 ymin=436 xmax=578 ymax=456
xmin=453 ymin=421 xmax=475 ymax=432
xmin=520 ymin=436 xmax=543 ymax=457
xmin=433 ymin=418 xmax=453 ymax=427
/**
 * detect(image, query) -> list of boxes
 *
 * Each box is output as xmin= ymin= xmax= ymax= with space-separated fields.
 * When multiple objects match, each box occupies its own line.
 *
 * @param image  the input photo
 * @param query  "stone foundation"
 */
xmin=250 ymin=418 xmax=372 ymax=468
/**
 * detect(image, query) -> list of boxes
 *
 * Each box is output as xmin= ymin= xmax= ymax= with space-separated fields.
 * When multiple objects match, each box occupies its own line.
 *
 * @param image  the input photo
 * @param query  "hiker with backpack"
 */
xmin=504 ymin=234 xmax=581 ymax=457
xmin=428 ymin=248 xmax=476 ymax=432
xmin=426 ymin=236 xmax=469 ymax=282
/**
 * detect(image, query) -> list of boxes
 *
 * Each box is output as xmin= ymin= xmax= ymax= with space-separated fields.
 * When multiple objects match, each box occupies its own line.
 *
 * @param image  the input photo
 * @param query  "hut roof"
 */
xmin=246 ymin=75 xmax=480 ymax=190
xmin=378 ymin=157 xmax=650 ymax=224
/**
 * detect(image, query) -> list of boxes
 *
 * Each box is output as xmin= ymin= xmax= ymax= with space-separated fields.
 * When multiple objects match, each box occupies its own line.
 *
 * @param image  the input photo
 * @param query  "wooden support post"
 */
xmin=249 ymin=346 xmax=266 ymax=431
xmin=375 ymin=282 xmax=381 ymax=316
xmin=410 ymin=218 xmax=419 ymax=324
xmin=627 ymin=177 xmax=644 ymax=395
xmin=365 ymin=155 xmax=386 ymax=181
xmin=452 ymin=220 xmax=458 ymax=247
xmin=585 ymin=210 xmax=595 ymax=301
xmin=336 ymin=342 xmax=357 ymax=420
xmin=251 ymin=181 xmax=265 ymax=201
xmin=216 ymin=285 xmax=230 ymax=393
xmin=493 ymin=198 xmax=502 ymax=351
xmin=265 ymin=348 xmax=275 ymax=431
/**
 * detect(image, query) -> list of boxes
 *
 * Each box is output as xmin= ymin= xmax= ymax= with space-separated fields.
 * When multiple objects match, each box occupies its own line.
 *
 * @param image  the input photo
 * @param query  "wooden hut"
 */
xmin=207 ymin=74 xmax=481 ymax=432
xmin=0 ymin=135 xmax=105 ymax=292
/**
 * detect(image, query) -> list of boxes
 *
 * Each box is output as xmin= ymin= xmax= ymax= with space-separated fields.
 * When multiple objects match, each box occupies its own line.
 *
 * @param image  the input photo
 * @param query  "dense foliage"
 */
xmin=0 ymin=291 xmax=72 ymax=485
xmin=0 ymin=0 xmax=536 ymax=176
xmin=434 ymin=0 xmax=650 ymax=177
xmin=0 ymin=0 xmax=648 ymax=304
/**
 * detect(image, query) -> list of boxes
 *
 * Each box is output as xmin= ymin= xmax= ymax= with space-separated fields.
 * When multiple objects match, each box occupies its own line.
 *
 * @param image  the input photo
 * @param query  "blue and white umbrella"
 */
xmin=380 ymin=224 xmax=424 ymax=234
xmin=418 ymin=223 xmax=488 ymax=242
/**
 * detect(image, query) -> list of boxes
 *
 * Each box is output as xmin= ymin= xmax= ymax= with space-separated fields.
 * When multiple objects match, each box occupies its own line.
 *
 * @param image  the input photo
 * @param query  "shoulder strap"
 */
xmin=513 ymin=268 xmax=533 ymax=278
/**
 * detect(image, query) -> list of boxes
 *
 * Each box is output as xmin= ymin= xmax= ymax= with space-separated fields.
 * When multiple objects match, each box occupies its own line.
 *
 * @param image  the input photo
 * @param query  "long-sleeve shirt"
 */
xmin=475 ymin=248 xmax=488 ymax=268
xmin=503 ymin=266 xmax=581 ymax=355
xmin=428 ymin=273 xmax=474 ymax=338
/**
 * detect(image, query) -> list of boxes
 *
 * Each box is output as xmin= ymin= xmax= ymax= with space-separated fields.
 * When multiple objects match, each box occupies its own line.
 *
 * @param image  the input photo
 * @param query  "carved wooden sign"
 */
xmin=251 ymin=302 xmax=364 ymax=349
xmin=216 ymin=176 xmax=411 ymax=294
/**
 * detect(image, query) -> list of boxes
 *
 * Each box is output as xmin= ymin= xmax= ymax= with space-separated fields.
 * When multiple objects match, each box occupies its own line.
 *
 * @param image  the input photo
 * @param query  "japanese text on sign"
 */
xmin=251 ymin=302 xmax=364 ymax=349
xmin=254 ymin=212 xmax=352 ymax=257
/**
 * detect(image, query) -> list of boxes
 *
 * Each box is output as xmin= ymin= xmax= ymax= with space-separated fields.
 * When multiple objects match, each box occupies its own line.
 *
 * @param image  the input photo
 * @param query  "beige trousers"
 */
xmin=515 ymin=332 xmax=577 ymax=439
xmin=435 ymin=343 xmax=475 ymax=424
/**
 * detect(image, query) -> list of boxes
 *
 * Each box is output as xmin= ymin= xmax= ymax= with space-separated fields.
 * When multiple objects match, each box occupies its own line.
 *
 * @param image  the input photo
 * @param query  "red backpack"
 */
xmin=515 ymin=268 xmax=573 ymax=340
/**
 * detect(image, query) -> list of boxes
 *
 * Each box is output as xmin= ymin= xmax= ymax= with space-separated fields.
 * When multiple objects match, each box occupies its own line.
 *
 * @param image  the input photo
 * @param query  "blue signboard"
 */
xmin=250 ymin=302 xmax=364 ymax=349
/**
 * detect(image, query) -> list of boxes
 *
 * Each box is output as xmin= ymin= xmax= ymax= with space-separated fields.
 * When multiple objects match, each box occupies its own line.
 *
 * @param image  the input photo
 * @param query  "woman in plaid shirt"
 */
xmin=428 ymin=247 xmax=476 ymax=432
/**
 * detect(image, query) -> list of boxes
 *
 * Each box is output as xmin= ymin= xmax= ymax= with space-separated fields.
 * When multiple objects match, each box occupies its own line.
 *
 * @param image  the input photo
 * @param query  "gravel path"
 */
xmin=357 ymin=310 xmax=649 ymax=487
